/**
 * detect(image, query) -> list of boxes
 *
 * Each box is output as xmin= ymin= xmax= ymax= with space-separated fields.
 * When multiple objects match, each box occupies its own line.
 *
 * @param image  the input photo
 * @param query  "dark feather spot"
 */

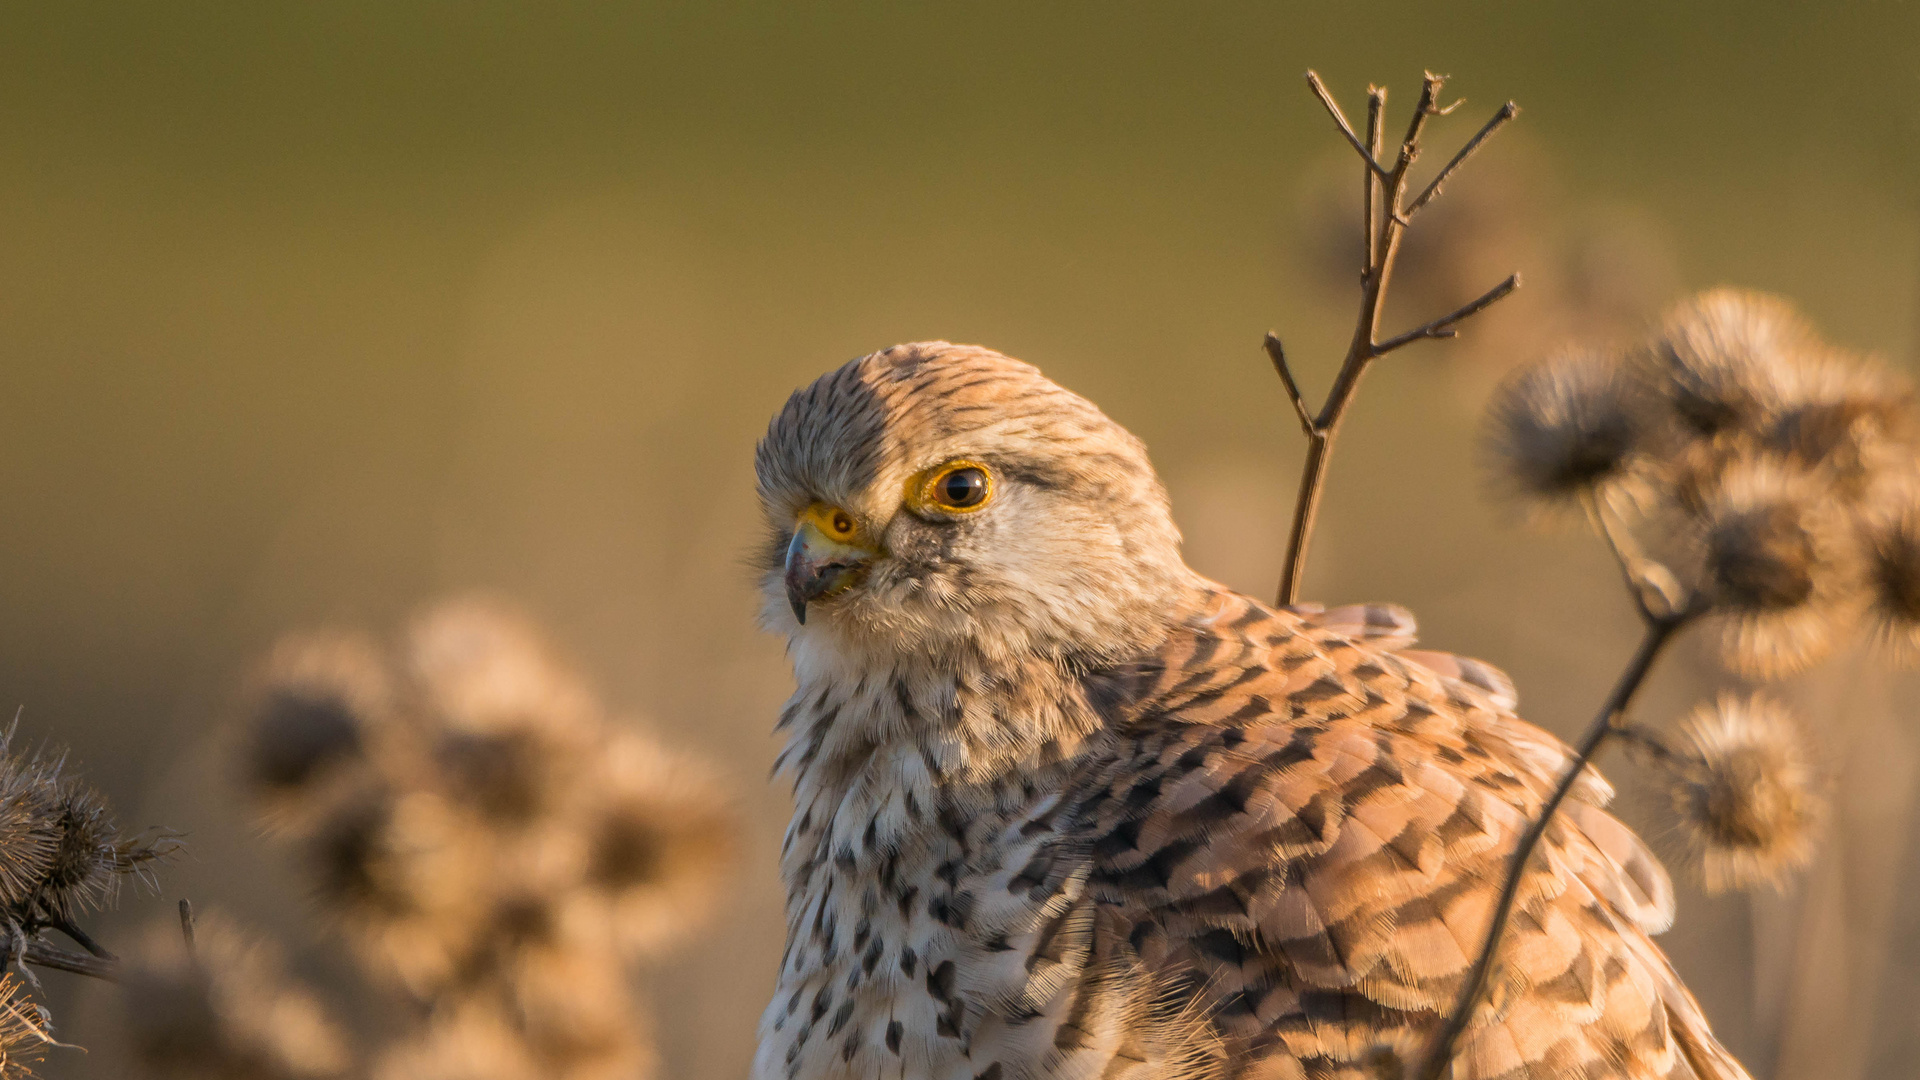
xmin=927 ymin=960 xmax=956 ymax=1001
xmin=827 ymin=998 xmax=856 ymax=1038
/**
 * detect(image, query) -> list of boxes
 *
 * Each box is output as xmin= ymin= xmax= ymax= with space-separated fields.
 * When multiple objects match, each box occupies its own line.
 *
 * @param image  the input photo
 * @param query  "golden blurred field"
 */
xmin=0 ymin=4 xmax=1915 ymax=1078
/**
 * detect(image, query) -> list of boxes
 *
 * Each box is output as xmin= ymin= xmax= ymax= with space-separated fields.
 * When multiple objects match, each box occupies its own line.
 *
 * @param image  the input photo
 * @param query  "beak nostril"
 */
xmin=783 ymin=515 xmax=876 ymax=627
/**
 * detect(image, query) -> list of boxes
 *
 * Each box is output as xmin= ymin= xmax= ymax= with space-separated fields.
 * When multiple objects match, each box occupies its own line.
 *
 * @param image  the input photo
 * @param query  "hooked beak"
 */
xmin=783 ymin=520 xmax=875 ymax=625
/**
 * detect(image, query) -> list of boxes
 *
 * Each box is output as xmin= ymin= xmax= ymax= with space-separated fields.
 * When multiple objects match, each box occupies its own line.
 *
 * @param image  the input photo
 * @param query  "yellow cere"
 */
xmin=801 ymin=502 xmax=863 ymax=544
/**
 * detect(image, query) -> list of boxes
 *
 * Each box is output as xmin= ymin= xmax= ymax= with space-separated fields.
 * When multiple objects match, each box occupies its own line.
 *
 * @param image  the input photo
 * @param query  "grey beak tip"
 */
xmin=789 ymin=594 xmax=808 ymax=625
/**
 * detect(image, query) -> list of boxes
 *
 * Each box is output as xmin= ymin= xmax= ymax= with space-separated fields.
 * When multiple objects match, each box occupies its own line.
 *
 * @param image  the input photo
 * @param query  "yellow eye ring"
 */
xmin=915 ymin=460 xmax=994 ymax=514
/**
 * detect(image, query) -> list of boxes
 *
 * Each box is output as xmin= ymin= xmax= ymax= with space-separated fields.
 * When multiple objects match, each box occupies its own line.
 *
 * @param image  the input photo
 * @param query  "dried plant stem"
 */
xmin=178 ymin=899 xmax=197 ymax=961
xmin=1417 ymin=606 xmax=1696 ymax=1080
xmin=50 ymin=918 xmax=112 ymax=961
xmin=16 ymin=938 xmax=117 ymax=982
xmin=1272 ymin=72 xmax=1520 ymax=605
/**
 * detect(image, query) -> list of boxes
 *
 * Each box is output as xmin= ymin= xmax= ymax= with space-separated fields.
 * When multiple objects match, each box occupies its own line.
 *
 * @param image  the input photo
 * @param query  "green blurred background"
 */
xmin=0 ymin=3 xmax=1915 ymax=1077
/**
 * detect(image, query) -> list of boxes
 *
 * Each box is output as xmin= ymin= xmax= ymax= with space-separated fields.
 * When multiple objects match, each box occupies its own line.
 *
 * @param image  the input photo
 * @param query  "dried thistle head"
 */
xmin=305 ymin=790 xmax=488 ymax=996
xmin=406 ymin=598 xmax=599 ymax=743
xmin=371 ymin=996 xmax=542 ymax=1080
xmin=37 ymin=776 xmax=175 ymax=923
xmin=1482 ymin=347 xmax=1657 ymax=519
xmin=495 ymin=894 xmax=648 ymax=1073
xmin=1643 ymin=289 xmax=1813 ymax=438
xmin=1666 ymin=693 xmax=1823 ymax=893
xmin=119 ymin=911 xmax=351 ymax=1080
xmin=1861 ymin=490 xmax=1920 ymax=662
xmin=1765 ymin=350 xmax=1915 ymax=499
xmin=406 ymin=598 xmax=599 ymax=827
xmin=241 ymin=596 xmax=735 ymax=1076
xmin=241 ymin=631 xmax=390 ymax=834
xmin=585 ymin=729 xmax=736 ymax=957
xmin=0 ymin=975 xmax=52 ymax=1079
xmin=1686 ymin=460 xmax=1855 ymax=676
xmin=0 ymin=756 xmax=60 ymax=911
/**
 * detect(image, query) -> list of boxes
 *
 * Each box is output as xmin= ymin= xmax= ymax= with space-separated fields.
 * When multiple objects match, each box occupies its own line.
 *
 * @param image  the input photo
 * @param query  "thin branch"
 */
xmin=1271 ymin=72 xmax=1520 ymax=606
xmin=1407 ymin=101 xmax=1520 ymax=216
xmin=1264 ymin=334 xmax=1317 ymax=435
xmin=1364 ymin=87 xmax=1385 ymax=271
xmin=1373 ymin=273 xmax=1521 ymax=355
xmin=1278 ymin=433 xmax=1333 ymax=605
xmin=48 ymin=919 xmax=112 ymax=961
xmin=1390 ymin=72 xmax=1446 ymax=175
xmin=1306 ymin=71 xmax=1389 ymax=178
xmin=178 ymin=899 xmax=197 ymax=962
xmin=1416 ymin=608 xmax=1697 ymax=1080
xmin=1586 ymin=489 xmax=1691 ymax=622
xmin=19 ymin=938 xmax=117 ymax=983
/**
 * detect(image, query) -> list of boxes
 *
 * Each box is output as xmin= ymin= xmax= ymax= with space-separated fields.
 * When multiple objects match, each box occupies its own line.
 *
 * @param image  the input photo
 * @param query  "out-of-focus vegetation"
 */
xmin=109 ymin=597 xmax=733 ymax=1080
xmin=0 ymin=4 xmax=1914 ymax=1079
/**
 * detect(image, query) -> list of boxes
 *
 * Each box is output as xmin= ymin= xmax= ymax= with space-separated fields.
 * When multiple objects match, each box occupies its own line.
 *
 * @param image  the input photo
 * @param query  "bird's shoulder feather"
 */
xmin=1066 ymin=587 xmax=1745 ymax=1080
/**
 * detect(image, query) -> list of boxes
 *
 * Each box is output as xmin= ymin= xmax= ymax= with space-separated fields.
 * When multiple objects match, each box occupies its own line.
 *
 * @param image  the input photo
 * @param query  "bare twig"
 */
xmin=1264 ymin=334 xmax=1316 ymax=435
xmin=1416 ymin=604 xmax=1700 ymax=1080
xmin=1407 ymin=101 xmax=1520 ymax=216
xmin=49 ymin=918 xmax=112 ymax=962
xmin=1364 ymin=88 xmax=1384 ymax=270
xmin=1373 ymin=273 xmax=1522 ymax=355
xmin=20 ymin=938 xmax=117 ymax=983
xmin=1390 ymin=72 xmax=1445 ymax=175
xmin=178 ymin=899 xmax=196 ymax=962
xmin=1306 ymin=71 xmax=1389 ymax=178
xmin=1586 ymin=490 xmax=1690 ymax=622
xmin=1272 ymin=71 xmax=1521 ymax=605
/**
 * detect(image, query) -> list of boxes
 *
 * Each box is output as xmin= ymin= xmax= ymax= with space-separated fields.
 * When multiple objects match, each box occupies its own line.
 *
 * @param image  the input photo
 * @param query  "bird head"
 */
xmin=754 ymin=342 xmax=1194 ymax=668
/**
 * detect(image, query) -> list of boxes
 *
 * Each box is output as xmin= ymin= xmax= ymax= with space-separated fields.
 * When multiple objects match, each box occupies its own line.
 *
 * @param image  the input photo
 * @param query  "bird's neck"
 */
xmin=771 ymin=637 xmax=1107 ymax=886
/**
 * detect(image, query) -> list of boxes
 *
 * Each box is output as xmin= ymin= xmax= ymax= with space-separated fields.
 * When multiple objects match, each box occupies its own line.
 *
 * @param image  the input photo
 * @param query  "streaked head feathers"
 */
xmin=755 ymin=342 xmax=1193 ymax=666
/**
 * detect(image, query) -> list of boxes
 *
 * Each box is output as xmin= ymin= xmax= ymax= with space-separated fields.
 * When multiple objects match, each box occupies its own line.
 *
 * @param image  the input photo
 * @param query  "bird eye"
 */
xmin=926 ymin=463 xmax=992 ymax=512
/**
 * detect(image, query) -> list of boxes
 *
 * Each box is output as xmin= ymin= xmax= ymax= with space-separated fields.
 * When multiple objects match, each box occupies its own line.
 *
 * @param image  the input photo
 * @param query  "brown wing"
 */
xmin=1076 ymin=588 xmax=1747 ymax=1080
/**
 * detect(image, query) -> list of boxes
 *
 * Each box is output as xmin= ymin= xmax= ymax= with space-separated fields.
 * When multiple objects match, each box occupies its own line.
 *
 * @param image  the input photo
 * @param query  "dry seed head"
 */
xmin=1861 ymin=491 xmax=1920 ymax=662
xmin=406 ymin=597 xmax=600 ymax=744
xmin=0 ymin=756 xmax=61 ymax=911
xmin=120 ymin=911 xmax=351 ymax=1080
xmin=305 ymin=790 xmax=489 ymax=995
xmin=1765 ymin=350 xmax=1915 ymax=500
xmin=433 ymin=728 xmax=563 ymax=828
xmin=1667 ymin=693 xmax=1823 ymax=893
xmin=496 ymin=896 xmax=640 ymax=1068
xmin=1482 ymin=347 xmax=1655 ymax=519
xmin=371 ymin=996 xmax=541 ymax=1080
xmin=39 ymin=778 xmax=143 ymax=922
xmin=586 ymin=728 xmax=737 ymax=956
xmin=0 ymin=975 xmax=51 ymax=1080
xmin=1689 ymin=459 xmax=1854 ymax=677
xmin=1645 ymin=288 xmax=1813 ymax=437
xmin=1658 ymin=437 xmax=1743 ymax=521
xmin=242 ymin=631 xmax=390 ymax=832
xmin=406 ymin=598 xmax=599 ymax=826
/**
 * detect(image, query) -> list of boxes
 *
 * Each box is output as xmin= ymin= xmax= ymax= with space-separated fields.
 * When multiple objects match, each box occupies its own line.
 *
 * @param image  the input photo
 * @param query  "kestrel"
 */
xmin=752 ymin=343 xmax=1750 ymax=1080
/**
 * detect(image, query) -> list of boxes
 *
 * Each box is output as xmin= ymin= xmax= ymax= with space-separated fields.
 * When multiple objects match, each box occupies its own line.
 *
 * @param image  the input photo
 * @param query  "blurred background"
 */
xmin=0 ymin=3 xmax=1915 ymax=1078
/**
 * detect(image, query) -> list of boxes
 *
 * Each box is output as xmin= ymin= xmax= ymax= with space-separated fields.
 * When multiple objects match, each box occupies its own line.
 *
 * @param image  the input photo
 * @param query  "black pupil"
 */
xmin=940 ymin=468 xmax=986 ymax=507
